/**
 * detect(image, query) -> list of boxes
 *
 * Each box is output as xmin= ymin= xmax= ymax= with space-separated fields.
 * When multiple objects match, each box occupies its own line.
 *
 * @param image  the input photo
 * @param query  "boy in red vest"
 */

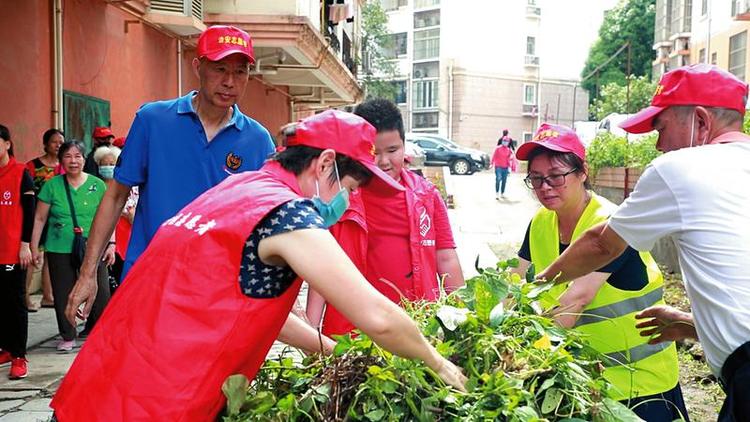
xmin=307 ymin=99 xmax=464 ymax=336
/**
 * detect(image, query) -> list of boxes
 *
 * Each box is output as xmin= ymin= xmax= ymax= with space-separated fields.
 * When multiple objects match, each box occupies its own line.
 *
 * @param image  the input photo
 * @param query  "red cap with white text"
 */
xmin=197 ymin=25 xmax=255 ymax=64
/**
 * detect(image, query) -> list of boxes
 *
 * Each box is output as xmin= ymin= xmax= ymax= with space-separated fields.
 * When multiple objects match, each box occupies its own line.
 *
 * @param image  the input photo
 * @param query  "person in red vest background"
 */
xmin=50 ymin=110 xmax=466 ymax=421
xmin=306 ymin=98 xmax=464 ymax=337
xmin=0 ymin=124 xmax=35 ymax=380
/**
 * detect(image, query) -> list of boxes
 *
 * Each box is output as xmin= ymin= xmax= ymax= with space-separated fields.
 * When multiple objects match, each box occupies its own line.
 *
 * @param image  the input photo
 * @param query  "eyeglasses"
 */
xmin=524 ymin=169 xmax=578 ymax=189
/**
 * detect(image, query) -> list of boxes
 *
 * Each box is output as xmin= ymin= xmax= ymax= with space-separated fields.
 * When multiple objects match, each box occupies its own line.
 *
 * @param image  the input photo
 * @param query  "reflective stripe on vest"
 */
xmin=575 ymin=287 xmax=664 ymax=327
xmin=528 ymin=193 xmax=680 ymax=400
xmin=603 ymin=341 xmax=671 ymax=367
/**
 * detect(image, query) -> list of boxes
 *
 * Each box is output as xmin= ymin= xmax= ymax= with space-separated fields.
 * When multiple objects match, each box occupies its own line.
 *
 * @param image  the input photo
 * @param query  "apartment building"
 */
xmin=653 ymin=0 xmax=693 ymax=80
xmin=377 ymin=0 xmax=594 ymax=153
xmin=1 ymin=0 xmax=363 ymax=160
xmin=689 ymin=0 xmax=750 ymax=82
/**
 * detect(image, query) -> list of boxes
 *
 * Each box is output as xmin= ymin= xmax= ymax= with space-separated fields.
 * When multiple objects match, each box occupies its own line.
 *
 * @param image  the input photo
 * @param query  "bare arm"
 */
xmin=305 ymin=288 xmax=326 ymax=329
xmin=553 ymin=272 xmax=608 ymax=328
xmin=65 ymin=180 xmax=131 ymax=324
xmin=30 ymin=201 xmax=50 ymax=267
xmin=436 ymin=248 xmax=464 ymax=293
xmin=277 ymin=312 xmax=336 ymax=355
xmin=260 ymin=229 xmax=466 ymax=391
xmin=537 ymin=222 xmax=628 ymax=284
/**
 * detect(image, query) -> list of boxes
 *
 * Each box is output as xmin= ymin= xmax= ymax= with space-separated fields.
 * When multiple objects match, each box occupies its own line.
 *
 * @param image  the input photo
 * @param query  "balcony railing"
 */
xmin=524 ymin=55 xmax=540 ymax=66
xmin=342 ymin=32 xmax=356 ymax=76
xmin=325 ymin=23 xmax=340 ymax=54
xmin=522 ymin=104 xmax=538 ymax=116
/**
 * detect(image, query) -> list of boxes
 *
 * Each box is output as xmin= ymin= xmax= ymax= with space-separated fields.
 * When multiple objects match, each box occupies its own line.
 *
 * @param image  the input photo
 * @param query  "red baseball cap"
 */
xmin=516 ymin=123 xmax=585 ymax=161
xmin=112 ymin=136 xmax=126 ymax=148
xmin=92 ymin=127 xmax=114 ymax=139
xmin=197 ymin=25 xmax=254 ymax=63
xmin=285 ymin=110 xmax=404 ymax=194
xmin=620 ymin=64 xmax=749 ymax=134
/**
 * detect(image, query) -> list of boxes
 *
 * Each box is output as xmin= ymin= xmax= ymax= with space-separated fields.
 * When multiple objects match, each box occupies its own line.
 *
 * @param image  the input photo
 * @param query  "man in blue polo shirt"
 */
xmin=65 ymin=25 xmax=275 ymax=322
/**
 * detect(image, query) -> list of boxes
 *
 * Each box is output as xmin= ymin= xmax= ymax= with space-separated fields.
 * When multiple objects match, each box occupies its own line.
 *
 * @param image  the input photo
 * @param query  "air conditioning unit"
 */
xmin=414 ymin=69 xmax=424 ymax=78
xmin=148 ymin=0 xmax=206 ymax=36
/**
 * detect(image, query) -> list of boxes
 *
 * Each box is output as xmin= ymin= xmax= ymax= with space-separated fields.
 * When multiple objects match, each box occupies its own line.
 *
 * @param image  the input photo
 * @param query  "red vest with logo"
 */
xmin=0 ymin=158 xmax=27 ymax=263
xmin=51 ymin=162 xmax=304 ymax=421
xmin=322 ymin=169 xmax=440 ymax=336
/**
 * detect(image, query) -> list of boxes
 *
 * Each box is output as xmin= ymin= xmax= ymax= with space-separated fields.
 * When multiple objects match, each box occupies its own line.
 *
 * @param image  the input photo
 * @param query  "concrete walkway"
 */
xmin=0 ymin=169 xmax=541 ymax=420
xmin=448 ymin=170 xmax=539 ymax=278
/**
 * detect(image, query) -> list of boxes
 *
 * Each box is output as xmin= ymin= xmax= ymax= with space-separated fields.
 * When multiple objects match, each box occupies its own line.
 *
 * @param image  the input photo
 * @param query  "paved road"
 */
xmin=448 ymin=169 xmax=540 ymax=278
xmin=0 ymin=169 xmax=542 ymax=420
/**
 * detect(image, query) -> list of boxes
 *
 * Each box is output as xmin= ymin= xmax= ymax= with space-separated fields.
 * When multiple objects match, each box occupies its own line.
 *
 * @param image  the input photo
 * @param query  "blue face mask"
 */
xmin=99 ymin=165 xmax=115 ymax=179
xmin=312 ymin=162 xmax=350 ymax=228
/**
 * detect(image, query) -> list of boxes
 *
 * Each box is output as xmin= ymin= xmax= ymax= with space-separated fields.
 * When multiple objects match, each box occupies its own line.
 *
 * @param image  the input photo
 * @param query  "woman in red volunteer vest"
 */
xmin=0 ymin=124 xmax=36 ymax=380
xmin=50 ymin=110 xmax=466 ymax=421
xmin=307 ymin=99 xmax=464 ymax=337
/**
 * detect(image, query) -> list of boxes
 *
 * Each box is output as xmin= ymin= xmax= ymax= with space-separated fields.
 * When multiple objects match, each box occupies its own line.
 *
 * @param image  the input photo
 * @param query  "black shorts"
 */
xmin=719 ymin=341 xmax=750 ymax=422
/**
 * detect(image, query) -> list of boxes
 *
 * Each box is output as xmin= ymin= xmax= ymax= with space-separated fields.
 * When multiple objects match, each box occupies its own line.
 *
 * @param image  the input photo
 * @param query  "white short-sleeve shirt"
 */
xmin=608 ymin=142 xmax=750 ymax=375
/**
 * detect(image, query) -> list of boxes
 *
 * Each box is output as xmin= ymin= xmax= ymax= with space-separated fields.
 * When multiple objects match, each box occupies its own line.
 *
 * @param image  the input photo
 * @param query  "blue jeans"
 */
xmin=495 ymin=167 xmax=509 ymax=194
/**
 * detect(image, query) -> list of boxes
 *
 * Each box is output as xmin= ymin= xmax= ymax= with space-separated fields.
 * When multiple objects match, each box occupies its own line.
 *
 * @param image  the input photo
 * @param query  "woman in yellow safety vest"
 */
xmin=513 ymin=123 xmax=689 ymax=422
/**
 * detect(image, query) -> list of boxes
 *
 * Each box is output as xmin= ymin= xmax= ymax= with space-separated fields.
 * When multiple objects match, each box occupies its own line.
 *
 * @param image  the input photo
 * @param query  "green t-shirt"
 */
xmin=38 ymin=174 xmax=107 ymax=253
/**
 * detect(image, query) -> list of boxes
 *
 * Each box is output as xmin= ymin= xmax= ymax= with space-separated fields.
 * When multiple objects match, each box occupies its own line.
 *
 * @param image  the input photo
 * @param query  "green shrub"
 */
xmin=587 ymin=132 xmax=660 ymax=177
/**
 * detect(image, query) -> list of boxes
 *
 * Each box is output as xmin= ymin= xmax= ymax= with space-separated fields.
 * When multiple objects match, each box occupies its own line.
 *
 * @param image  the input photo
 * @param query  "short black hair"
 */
xmin=0 ymin=124 xmax=11 ymax=156
xmin=527 ymin=148 xmax=591 ymax=190
xmin=353 ymin=98 xmax=405 ymax=141
xmin=273 ymin=145 xmax=372 ymax=186
xmin=43 ymin=128 xmax=64 ymax=145
xmin=58 ymin=140 xmax=86 ymax=161
xmin=502 ymin=129 xmax=509 ymax=136
xmin=0 ymin=124 xmax=9 ymax=142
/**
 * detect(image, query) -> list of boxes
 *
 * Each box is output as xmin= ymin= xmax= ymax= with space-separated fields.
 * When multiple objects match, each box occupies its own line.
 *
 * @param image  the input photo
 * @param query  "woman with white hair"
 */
xmin=92 ymin=145 xmax=121 ymax=180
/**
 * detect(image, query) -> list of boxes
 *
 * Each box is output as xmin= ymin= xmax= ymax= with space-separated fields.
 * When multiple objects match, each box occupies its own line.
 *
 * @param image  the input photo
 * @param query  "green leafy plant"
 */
xmin=222 ymin=261 xmax=646 ymax=421
xmin=587 ymin=132 xmax=660 ymax=178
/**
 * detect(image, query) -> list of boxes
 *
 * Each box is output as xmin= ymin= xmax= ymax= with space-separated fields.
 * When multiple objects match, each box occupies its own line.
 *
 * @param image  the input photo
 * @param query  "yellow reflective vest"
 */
xmin=529 ymin=193 xmax=679 ymax=400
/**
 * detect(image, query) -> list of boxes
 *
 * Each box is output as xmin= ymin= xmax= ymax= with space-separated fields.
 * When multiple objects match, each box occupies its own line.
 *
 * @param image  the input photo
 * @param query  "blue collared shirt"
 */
xmin=114 ymin=91 xmax=276 ymax=277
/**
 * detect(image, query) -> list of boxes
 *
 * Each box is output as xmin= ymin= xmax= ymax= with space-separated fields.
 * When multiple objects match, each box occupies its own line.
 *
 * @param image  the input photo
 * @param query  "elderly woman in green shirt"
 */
xmin=30 ymin=141 xmax=114 ymax=352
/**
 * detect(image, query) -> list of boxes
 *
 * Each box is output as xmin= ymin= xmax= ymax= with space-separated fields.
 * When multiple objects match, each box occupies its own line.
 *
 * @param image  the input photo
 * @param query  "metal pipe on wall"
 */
xmin=52 ymin=0 xmax=64 ymax=129
xmin=177 ymin=39 xmax=182 ymax=96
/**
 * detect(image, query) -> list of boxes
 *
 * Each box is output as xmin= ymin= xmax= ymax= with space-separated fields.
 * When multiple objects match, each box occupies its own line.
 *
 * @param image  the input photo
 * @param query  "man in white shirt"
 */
xmin=538 ymin=64 xmax=750 ymax=422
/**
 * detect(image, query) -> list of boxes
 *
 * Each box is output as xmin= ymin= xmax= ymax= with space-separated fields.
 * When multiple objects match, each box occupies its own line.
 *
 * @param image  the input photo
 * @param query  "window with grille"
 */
xmin=414 ymin=28 xmax=440 ymax=60
xmin=526 ymin=36 xmax=536 ymax=55
xmin=414 ymin=9 xmax=440 ymax=29
xmin=391 ymin=80 xmax=407 ymax=104
xmin=729 ymin=31 xmax=747 ymax=80
xmin=380 ymin=0 xmax=407 ymax=12
xmin=381 ymin=32 xmax=407 ymax=58
xmin=413 ymin=80 xmax=438 ymax=109
xmin=523 ymin=84 xmax=537 ymax=105
xmin=412 ymin=112 xmax=439 ymax=129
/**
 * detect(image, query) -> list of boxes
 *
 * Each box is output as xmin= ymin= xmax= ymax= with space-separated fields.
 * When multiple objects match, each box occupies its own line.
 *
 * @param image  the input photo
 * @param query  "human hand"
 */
xmin=103 ymin=243 xmax=116 ymax=266
xmin=65 ymin=273 xmax=99 ymax=325
xmin=635 ymin=305 xmax=697 ymax=344
xmin=434 ymin=357 xmax=468 ymax=392
xmin=31 ymin=247 xmax=43 ymax=269
xmin=19 ymin=242 xmax=32 ymax=270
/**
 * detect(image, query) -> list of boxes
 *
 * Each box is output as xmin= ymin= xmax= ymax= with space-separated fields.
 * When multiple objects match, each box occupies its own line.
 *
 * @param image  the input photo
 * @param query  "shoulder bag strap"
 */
xmin=63 ymin=176 xmax=80 ymax=230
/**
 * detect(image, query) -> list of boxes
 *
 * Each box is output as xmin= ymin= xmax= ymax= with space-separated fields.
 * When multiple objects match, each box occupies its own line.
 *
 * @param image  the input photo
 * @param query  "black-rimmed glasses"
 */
xmin=524 ymin=169 xmax=578 ymax=189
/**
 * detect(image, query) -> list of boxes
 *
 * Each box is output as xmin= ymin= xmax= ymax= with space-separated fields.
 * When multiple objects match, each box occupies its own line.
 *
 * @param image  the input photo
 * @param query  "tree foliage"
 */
xmin=581 ymin=0 xmax=656 ymax=105
xmin=591 ymin=75 xmax=657 ymax=120
xmin=360 ymin=1 xmax=398 ymax=101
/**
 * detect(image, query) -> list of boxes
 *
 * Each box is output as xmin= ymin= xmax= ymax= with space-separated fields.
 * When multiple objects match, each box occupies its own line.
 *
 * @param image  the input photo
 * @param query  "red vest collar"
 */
xmin=259 ymin=161 xmax=303 ymax=196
